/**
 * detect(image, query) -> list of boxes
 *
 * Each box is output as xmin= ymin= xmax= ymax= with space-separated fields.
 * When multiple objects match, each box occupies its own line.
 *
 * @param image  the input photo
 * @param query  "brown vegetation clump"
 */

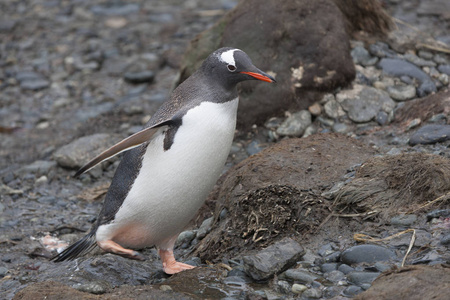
xmin=194 ymin=185 xmax=327 ymax=261
xmin=334 ymin=153 xmax=450 ymax=219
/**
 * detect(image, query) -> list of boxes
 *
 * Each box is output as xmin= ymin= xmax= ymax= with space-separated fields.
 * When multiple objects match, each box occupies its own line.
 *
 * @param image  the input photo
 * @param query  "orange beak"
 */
xmin=240 ymin=71 xmax=276 ymax=83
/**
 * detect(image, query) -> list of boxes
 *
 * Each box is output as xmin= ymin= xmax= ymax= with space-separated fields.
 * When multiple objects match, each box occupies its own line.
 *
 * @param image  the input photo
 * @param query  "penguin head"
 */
xmin=201 ymin=47 xmax=276 ymax=88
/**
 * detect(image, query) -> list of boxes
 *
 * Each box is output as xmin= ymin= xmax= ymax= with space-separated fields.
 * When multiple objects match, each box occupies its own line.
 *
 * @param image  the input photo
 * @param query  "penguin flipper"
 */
xmin=51 ymin=230 xmax=97 ymax=262
xmin=74 ymin=122 xmax=170 ymax=177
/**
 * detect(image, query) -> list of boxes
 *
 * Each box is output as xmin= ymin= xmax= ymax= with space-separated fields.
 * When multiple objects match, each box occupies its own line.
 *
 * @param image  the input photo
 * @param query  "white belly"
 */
xmin=96 ymin=99 xmax=239 ymax=249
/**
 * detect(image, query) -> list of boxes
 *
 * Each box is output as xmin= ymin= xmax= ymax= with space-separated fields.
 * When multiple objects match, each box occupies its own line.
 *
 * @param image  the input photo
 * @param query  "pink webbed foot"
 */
xmin=97 ymin=240 xmax=146 ymax=261
xmin=159 ymin=249 xmax=195 ymax=274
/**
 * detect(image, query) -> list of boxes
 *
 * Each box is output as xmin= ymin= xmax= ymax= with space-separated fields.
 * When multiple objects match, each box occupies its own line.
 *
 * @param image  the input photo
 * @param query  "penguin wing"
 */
xmin=74 ymin=122 xmax=170 ymax=177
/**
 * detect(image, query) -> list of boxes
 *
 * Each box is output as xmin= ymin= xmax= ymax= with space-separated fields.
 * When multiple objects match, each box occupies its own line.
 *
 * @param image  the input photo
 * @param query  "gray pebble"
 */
xmin=404 ymin=53 xmax=436 ymax=67
xmin=374 ymin=262 xmax=393 ymax=272
xmin=302 ymin=288 xmax=322 ymax=299
xmin=74 ymin=281 xmax=109 ymax=294
xmin=441 ymin=234 xmax=450 ymax=246
xmin=277 ymin=280 xmax=291 ymax=294
xmin=291 ymin=283 xmax=307 ymax=294
xmin=368 ymin=42 xmax=397 ymax=58
xmin=284 ymin=269 xmax=318 ymax=284
xmin=343 ymin=285 xmax=363 ymax=297
xmin=321 ymin=263 xmax=338 ymax=273
xmin=196 ymin=217 xmax=213 ymax=239
xmin=376 ymin=111 xmax=389 ymax=125
xmin=20 ymin=79 xmax=50 ymax=90
xmin=176 ymin=230 xmax=196 ymax=246
xmin=427 ymin=209 xmax=450 ymax=220
xmin=124 ymin=71 xmax=155 ymax=84
xmin=341 ymin=245 xmax=396 ymax=265
xmin=390 ymin=214 xmax=417 ymax=226
xmin=347 ymin=271 xmax=380 ymax=286
xmin=276 ymin=110 xmax=312 ymax=137
xmin=409 ymin=124 xmax=450 ymax=145
xmin=437 ymin=64 xmax=450 ymax=76
xmin=338 ymin=264 xmax=354 ymax=274
xmin=246 ymin=140 xmax=263 ymax=156
xmin=0 ymin=267 xmax=8 ymax=278
xmin=324 ymin=270 xmax=345 ymax=283
xmin=324 ymin=251 xmax=341 ymax=263
xmin=418 ymin=50 xmax=433 ymax=60
xmin=434 ymin=54 xmax=448 ymax=65
xmin=386 ymin=85 xmax=416 ymax=101
xmin=351 ymin=46 xmax=378 ymax=66
xmin=332 ymin=122 xmax=349 ymax=133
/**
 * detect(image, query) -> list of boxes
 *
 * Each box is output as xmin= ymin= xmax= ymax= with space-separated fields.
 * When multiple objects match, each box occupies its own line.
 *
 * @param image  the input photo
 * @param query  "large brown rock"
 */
xmin=193 ymin=133 xmax=377 ymax=260
xmin=179 ymin=0 xmax=356 ymax=129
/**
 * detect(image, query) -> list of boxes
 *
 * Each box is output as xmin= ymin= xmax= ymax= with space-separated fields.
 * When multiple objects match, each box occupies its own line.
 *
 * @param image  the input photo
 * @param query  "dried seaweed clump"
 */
xmin=334 ymin=153 xmax=450 ymax=219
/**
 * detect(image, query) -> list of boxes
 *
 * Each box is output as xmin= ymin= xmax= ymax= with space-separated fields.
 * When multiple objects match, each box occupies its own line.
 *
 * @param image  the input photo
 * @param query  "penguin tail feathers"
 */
xmin=51 ymin=231 xmax=97 ymax=262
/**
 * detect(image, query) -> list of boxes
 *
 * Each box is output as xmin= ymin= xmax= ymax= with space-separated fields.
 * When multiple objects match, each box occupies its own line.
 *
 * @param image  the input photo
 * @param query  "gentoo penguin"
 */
xmin=52 ymin=47 xmax=275 ymax=274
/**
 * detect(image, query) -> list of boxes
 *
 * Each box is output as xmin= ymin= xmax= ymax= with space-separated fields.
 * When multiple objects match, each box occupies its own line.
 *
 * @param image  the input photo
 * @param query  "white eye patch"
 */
xmin=218 ymin=49 xmax=240 ymax=67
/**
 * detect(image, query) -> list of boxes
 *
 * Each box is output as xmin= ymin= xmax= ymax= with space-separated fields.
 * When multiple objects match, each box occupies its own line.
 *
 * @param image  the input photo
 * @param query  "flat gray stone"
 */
xmin=341 ymin=245 xmax=396 ymax=265
xmin=53 ymin=133 xmax=118 ymax=169
xmin=386 ymin=85 xmax=416 ymax=101
xmin=243 ymin=238 xmax=305 ymax=281
xmin=284 ymin=269 xmax=318 ymax=284
xmin=276 ymin=110 xmax=312 ymax=137
xmin=409 ymin=124 xmax=450 ymax=145
xmin=347 ymin=271 xmax=381 ymax=286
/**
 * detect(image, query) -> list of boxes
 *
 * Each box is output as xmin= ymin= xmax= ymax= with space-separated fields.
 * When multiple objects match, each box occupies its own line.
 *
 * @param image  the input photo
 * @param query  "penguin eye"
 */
xmin=227 ymin=64 xmax=236 ymax=72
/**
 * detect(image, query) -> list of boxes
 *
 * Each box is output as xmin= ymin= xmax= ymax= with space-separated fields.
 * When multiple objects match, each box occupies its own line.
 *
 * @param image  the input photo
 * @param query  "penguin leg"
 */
xmin=158 ymin=249 xmax=195 ymax=274
xmin=97 ymin=240 xmax=146 ymax=261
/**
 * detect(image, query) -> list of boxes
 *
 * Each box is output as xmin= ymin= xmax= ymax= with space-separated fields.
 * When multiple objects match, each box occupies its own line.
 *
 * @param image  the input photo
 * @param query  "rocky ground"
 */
xmin=1 ymin=0 xmax=450 ymax=299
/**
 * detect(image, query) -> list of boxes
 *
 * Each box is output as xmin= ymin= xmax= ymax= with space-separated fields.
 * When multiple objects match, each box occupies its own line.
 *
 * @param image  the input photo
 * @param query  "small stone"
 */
xmin=196 ymin=217 xmax=213 ymax=239
xmin=406 ymin=118 xmax=422 ymax=131
xmin=159 ymin=285 xmax=172 ymax=291
xmin=321 ymin=263 xmax=338 ymax=273
xmin=404 ymin=53 xmax=436 ymax=67
xmin=418 ymin=50 xmax=433 ymax=60
xmin=409 ymin=124 xmax=450 ymax=145
xmin=124 ymin=71 xmax=155 ymax=84
xmin=324 ymin=270 xmax=346 ymax=283
xmin=324 ymin=98 xmax=346 ymax=119
xmin=276 ymin=110 xmax=312 ymax=137
xmin=308 ymin=103 xmax=322 ymax=116
xmin=368 ymin=42 xmax=397 ymax=58
xmin=390 ymin=214 xmax=417 ymax=227
xmin=433 ymin=54 xmax=448 ymax=65
xmin=243 ymin=238 xmax=305 ymax=281
xmin=347 ymin=271 xmax=381 ymax=286
xmin=284 ymin=269 xmax=318 ymax=284
xmin=351 ymin=46 xmax=378 ymax=66
xmin=291 ymin=283 xmax=307 ymax=294
xmin=343 ymin=285 xmax=363 ymax=297
xmin=440 ymin=234 xmax=450 ymax=246
xmin=176 ymin=230 xmax=196 ymax=246
xmin=338 ymin=264 xmax=354 ymax=274
xmin=438 ymin=64 xmax=450 ymax=76
xmin=302 ymin=288 xmax=322 ymax=299
xmin=74 ymin=281 xmax=109 ymax=294
xmin=386 ymin=85 xmax=416 ymax=101
xmin=332 ymin=122 xmax=349 ymax=133
xmin=324 ymin=251 xmax=341 ymax=263
xmin=374 ymin=262 xmax=392 ymax=272
xmin=277 ymin=280 xmax=291 ymax=294
xmin=0 ymin=266 xmax=8 ymax=278
xmin=427 ymin=209 xmax=450 ymax=220
xmin=105 ymin=17 xmax=128 ymax=28
xmin=439 ymin=73 xmax=449 ymax=85
xmin=376 ymin=111 xmax=389 ymax=125
xmin=20 ymin=79 xmax=50 ymax=90
xmin=341 ymin=245 xmax=396 ymax=265
xmin=246 ymin=140 xmax=263 ymax=156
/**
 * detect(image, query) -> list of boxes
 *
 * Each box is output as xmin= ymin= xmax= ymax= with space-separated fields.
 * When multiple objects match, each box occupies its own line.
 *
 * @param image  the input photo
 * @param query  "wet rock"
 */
xmin=336 ymin=85 xmax=396 ymax=123
xmin=374 ymin=262 xmax=393 ymax=272
xmin=74 ymin=281 xmax=109 ymax=294
xmin=368 ymin=42 xmax=397 ymax=58
xmin=291 ymin=283 xmax=307 ymax=294
xmin=176 ymin=230 xmax=196 ymax=246
xmin=409 ymin=125 xmax=450 ymax=145
xmin=90 ymin=3 xmax=140 ymax=16
xmin=376 ymin=111 xmax=389 ymax=125
xmin=351 ymin=46 xmax=378 ymax=66
xmin=347 ymin=271 xmax=380 ymax=286
xmin=18 ymin=160 xmax=57 ymax=176
xmin=341 ymin=245 xmax=396 ymax=265
xmin=321 ymin=263 xmax=338 ymax=273
xmin=284 ymin=269 xmax=318 ymax=284
xmin=404 ymin=53 xmax=436 ymax=67
xmin=0 ymin=267 xmax=7 ymax=278
xmin=390 ymin=214 xmax=417 ymax=227
xmin=53 ymin=133 xmax=119 ymax=169
xmin=324 ymin=97 xmax=346 ymax=119
xmin=324 ymin=270 xmax=346 ymax=283
xmin=124 ymin=71 xmax=155 ymax=84
xmin=302 ymin=288 xmax=322 ymax=299
xmin=438 ymin=64 xmax=450 ymax=76
xmin=378 ymin=58 xmax=436 ymax=97
xmin=343 ymin=285 xmax=363 ymax=297
xmin=196 ymin=217 xmax=213 ymax=240
xmin=440 ymin=234 xmax=450 ymax=246
xmin=386 ymin=85 xmax=416 ymax=101
xmin=276 ymin=110 xmax=312 ymax=137
xmin=338 ymin=264 xmax=354 ymax=274
xmin=179 ymin=0 xmax=355 ymax=129
xmin=243 ymin=238 xmax=305 ymax=281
